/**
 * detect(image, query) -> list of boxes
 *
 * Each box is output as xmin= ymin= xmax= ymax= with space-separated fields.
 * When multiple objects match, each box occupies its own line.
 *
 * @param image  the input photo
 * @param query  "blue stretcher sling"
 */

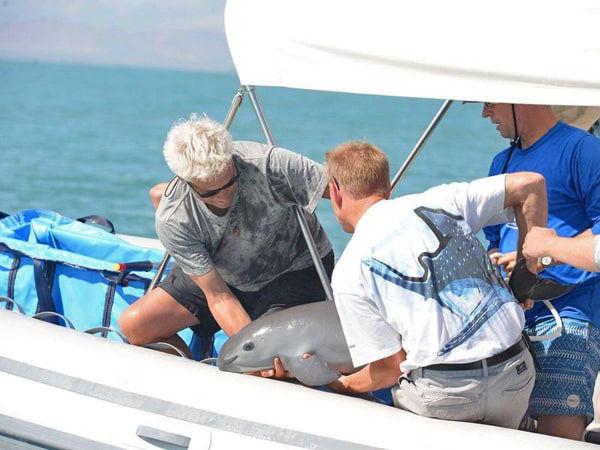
xmin=0 ymin=209 xmax=203 ymax=356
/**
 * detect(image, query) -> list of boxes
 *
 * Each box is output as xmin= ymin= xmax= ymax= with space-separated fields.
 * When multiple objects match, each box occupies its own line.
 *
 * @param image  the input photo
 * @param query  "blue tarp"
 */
xmin=0 ymin=209 xmax=165 ymax=270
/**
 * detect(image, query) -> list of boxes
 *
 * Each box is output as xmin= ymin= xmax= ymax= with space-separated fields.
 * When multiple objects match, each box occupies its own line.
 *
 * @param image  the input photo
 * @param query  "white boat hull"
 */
xmin=0 ymin=309 xmax=595 ymax=449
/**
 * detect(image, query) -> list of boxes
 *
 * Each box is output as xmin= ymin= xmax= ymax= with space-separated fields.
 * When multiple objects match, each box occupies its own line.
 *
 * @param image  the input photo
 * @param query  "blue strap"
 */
xmin=32 ymin=258 xmax=58 ymax=324
xmin=6 ymin=254 xmax=20 ymax=309
xmin=100 ymin=272 xmax=151 ymax=334
xmin=0 ymin=243 xmax=21 ymax=311
xmin=102 ymin=280 xmax=117 ymax=332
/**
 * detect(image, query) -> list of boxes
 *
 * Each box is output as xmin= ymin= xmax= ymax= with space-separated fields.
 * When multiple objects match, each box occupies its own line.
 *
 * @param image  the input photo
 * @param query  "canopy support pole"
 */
xmin=223 ymin=87 xmax=245 ymax=129
xmin=391 ymin=99 xmax=453 ymax=191
xmin=245 ymin=85 xmax=334 ymax=302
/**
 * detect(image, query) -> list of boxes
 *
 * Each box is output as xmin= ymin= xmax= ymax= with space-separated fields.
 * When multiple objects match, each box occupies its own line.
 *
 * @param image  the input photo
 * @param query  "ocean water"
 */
xmin=0 ymin=60 xmax=506 ymax=256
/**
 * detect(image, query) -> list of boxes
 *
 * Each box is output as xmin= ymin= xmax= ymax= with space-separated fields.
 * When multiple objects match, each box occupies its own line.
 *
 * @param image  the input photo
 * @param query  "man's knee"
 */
xmin=118 ymin=306 xmax=144 ymax=345
xmin=119 ymin=288 xmax=200 ymax=346
xmin=118 ymin=299 xmax=163 ymax=346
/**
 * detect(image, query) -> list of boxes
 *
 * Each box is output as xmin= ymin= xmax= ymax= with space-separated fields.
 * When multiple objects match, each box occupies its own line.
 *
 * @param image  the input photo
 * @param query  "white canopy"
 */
xmin=225 ymin=0 xmax=600 ymax=105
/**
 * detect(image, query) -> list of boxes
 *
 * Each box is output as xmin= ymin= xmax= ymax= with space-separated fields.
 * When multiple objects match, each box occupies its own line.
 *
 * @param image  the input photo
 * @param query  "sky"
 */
xmin=0 ymin=0 xmax=234 ymax=73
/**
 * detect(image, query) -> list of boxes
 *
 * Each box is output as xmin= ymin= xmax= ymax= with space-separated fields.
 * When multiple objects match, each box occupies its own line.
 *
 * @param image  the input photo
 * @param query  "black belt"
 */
xmin=424 ymin=339 xmax=529 ymax=372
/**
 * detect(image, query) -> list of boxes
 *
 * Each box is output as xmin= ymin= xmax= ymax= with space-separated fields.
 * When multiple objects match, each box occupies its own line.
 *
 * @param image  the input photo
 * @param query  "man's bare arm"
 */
xmin=190 ymin=269 xmax=251 ymax=337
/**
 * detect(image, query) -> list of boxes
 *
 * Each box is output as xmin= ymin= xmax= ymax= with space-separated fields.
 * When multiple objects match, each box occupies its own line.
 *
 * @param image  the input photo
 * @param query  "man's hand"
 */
xmin=490 ymin=251 xmax=517 ymax=277
xmin=248 ymin=357 xmax=297 ymax=380
xmin=523 ymin=226 xmax=558 ymax=272
xmin=523 ymin=226 xmax=556 ymax=259
xmin=520 ymin=298 xmax=534 ymax=311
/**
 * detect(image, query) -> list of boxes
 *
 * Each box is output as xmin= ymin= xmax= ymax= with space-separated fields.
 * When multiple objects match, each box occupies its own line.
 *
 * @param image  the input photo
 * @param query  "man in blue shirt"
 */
xmin=483 ymin=103 xmax=600 ymax=440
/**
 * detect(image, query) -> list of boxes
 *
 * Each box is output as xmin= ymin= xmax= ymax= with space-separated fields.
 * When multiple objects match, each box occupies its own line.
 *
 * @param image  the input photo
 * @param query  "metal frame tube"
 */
xmin=223 ymin=87 xmax=245 ymax=130
xmin=245 ymin=86 xmax=334 ymax=302
xmin=391 ymin=100 xmax=453 ymax=191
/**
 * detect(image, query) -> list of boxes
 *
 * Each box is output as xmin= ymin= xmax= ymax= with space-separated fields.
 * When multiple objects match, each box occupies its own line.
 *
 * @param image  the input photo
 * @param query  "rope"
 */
xmin=489 ymin=252 xmax=562 ymax=341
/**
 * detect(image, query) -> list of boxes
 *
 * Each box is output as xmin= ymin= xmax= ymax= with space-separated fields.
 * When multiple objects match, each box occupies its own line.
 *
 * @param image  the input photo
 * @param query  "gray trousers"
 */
xmin=392 ymin=348 xmax=535 ymax=428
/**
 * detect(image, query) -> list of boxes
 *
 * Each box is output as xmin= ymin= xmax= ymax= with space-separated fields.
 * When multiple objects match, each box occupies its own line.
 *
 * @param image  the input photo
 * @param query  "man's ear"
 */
xmin=330 ymin=180 xmax=343 ymax=209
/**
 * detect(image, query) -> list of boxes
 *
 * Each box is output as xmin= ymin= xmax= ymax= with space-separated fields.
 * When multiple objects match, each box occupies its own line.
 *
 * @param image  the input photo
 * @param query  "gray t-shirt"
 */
xmin=156 ymin=141 xmax=332 ymax=292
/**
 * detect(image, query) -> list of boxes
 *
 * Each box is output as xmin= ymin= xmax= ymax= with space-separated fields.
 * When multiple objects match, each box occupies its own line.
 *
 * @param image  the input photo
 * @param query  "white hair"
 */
xmin=163 ymin=114 xmax=233 ymax=182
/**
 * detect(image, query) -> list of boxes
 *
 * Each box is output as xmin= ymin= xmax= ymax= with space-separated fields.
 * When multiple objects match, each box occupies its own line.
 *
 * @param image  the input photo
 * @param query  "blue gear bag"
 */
xmin=0 ymin=209 xmax=201 ymax=356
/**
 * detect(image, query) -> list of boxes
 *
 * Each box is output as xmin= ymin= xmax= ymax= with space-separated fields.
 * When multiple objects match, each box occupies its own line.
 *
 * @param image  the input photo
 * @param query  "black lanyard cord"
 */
xmin=501 ymin=104 xmax=521 ymax=174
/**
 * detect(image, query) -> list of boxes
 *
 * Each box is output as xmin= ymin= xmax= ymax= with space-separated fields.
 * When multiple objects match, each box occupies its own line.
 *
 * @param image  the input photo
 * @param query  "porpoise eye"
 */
xmin=242 ymin=341 xmax=254 ymax=351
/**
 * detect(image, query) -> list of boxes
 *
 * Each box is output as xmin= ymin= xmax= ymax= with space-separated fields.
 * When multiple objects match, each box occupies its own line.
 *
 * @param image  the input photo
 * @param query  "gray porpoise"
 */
xmin=216 ymin=300 xmax=357 ymax=386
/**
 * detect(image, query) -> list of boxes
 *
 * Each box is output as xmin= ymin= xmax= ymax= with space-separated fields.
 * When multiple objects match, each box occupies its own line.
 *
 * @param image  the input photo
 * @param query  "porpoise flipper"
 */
xmin=282 ymin=354 xmax=340 ymax=386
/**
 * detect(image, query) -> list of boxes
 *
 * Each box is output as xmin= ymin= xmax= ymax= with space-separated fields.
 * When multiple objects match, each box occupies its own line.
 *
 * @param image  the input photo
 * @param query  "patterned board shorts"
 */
xmin=526 ymin=317 xmax=600 ymax=421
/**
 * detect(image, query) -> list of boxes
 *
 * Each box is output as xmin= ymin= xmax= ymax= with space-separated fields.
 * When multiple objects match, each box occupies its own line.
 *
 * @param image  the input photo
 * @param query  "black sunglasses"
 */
xmin=187 ymin=165 xmax=239 ymax=199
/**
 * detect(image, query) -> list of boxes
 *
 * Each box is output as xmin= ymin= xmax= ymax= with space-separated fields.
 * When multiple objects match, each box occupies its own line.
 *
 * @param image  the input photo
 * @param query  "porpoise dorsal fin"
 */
xmin=260 ymin=305 xmax=287 ymax=317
